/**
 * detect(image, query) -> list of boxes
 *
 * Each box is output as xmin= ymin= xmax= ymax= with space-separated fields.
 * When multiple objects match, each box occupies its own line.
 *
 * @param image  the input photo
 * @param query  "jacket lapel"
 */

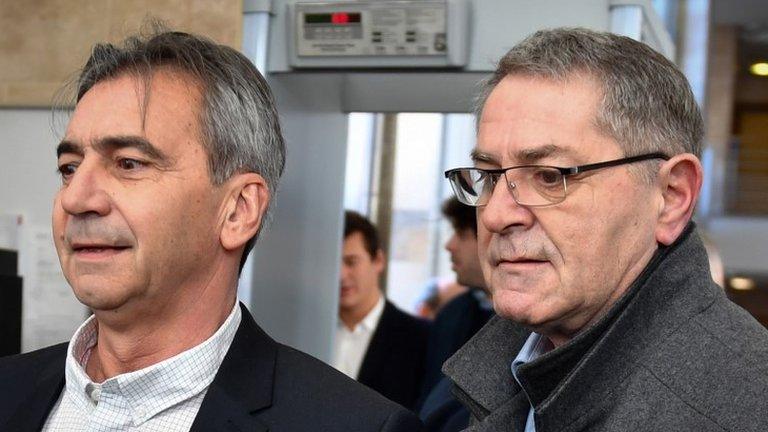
xmin=357 ymin=301 xmax=393 ymax=385
xmin=4 ymin=345 xmax=66 ymax=431
xmin=463 ymin=392 xmax=530 ymax=432
xmin=190 ymin=303 xmax=276 ymax=432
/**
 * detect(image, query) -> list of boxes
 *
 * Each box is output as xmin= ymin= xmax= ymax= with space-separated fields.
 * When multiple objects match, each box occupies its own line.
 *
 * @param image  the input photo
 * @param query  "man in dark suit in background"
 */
xmin=421 ymin=198 xmax=494 ymax=396
xmin=333 ymin=211 xmax=430 ymax=410
xmin=0 ymin=29 xmax=421 ymax=431
xmin=418 ymin=198 xmax=495 ymax=431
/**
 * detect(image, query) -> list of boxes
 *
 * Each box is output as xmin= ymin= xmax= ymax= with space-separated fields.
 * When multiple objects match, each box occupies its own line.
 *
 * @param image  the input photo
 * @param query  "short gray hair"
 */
xmin=477 ymin=28 xmax=703 ymax=178
xmin=73 ymin=27 xmax=286 ymax=270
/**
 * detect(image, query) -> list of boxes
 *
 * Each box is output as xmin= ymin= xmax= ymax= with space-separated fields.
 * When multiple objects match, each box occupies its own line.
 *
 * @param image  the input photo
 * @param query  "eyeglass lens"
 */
xmin=449 ymin=166 xmax=566 ymax=207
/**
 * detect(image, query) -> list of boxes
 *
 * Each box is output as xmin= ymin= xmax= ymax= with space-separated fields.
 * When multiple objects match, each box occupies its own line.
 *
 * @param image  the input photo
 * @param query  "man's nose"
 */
xmin=479 ymin=176 xmax=534 ymax=234
xmin=58 ymin=161 xmax=111 ymax=217
xmin=445 ymin=233 xmax=458 ymax=252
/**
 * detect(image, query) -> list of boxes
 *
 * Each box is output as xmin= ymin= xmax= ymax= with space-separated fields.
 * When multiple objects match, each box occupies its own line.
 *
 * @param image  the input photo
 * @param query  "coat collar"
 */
xmin=189 ymin=303 xmax=276 ymax=432
xmin=3 ymin=344 xmax=67 ymax=431
xmin=444 ymin=224 xmax=722 ymax=430
xmin=443 ymin=315 xmax=529 ymax=418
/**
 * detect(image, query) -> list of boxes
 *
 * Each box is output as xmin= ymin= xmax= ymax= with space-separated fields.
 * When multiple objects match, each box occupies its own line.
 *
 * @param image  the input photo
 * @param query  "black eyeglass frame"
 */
xmin=444 ymin=152 xmax=670 ymax=206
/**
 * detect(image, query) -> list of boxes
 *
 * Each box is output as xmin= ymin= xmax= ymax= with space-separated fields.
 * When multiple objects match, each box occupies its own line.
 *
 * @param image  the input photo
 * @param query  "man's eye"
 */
xmin=57 ymin=163 xmax=78 ymax=182
xmin=117 ymin=158 xmax=146 ymax=171
xmin=533 ymin=168 xmax=562 ymax=186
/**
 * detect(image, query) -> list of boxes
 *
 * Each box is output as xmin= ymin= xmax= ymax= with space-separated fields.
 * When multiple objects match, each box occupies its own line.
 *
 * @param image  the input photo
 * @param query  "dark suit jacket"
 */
xmin=417 ymin=291 xmax=494 ymax=431
xmin=420 ymin=377 xmax=470 ymax=432
xmin=0 ymin=304 xmax=422 ymax=432
xmin=419 ymin=290 xmax=494 ymax=399
xmin=357 ymin=301 xmax=430 ymax=411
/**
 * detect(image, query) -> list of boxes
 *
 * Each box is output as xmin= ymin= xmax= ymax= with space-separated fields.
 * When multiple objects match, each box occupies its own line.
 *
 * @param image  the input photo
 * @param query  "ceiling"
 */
xmin=712 ymin=0 xmax=768 ymax=27
xmin=712 ymin=0 xmax=768 ymax=71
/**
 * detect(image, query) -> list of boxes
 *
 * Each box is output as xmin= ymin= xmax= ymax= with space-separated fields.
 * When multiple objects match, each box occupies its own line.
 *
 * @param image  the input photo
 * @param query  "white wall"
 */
xmin=0 ymin=108 xmax=86 ymax=351
xmin=0 ymin=109 xmax=60 ymax=226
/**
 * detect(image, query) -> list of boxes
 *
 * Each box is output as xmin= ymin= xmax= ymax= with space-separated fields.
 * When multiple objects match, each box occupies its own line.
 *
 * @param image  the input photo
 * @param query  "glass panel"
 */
xmin=343 ymin=113 xmax=376 ymax=215
xmin=386 ymin=113 xmax=444 ymax=313
xmin=342 ymin=112 xmax=477 ymax=316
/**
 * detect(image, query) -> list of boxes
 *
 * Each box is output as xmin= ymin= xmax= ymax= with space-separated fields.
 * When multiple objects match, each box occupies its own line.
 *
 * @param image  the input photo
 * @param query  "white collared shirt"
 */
xmin=42 ymin=301 xmax=242 ymax=432
xmin=332 ymin=295 xmax=385 ymax=379
xmin=511 ymin=332 xmax=554 ymax=432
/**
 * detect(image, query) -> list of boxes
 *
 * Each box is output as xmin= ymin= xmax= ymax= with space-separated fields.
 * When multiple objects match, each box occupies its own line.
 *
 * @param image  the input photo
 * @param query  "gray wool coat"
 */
xmin=443 ymin=225 xmax=768 ymax=432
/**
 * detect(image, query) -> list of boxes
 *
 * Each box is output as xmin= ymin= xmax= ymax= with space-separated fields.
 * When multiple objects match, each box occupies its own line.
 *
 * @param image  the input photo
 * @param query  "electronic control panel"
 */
xmin=287 ymin=1 xmax=470 ymax=68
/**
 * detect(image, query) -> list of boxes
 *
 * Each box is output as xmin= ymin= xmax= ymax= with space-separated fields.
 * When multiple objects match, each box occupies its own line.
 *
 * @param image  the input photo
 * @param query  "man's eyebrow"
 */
xmin=470 ymin=144 xmax=577 ymax=166
xmin=56 ymin=140 xmax=84 ymax=158
xmin=514 ymin=144 xmax=573 ymax=164
xmin=470 ymin=149 xmax=499 ymax=165
xmin=93 ymin=135 xmax=170 ymax=162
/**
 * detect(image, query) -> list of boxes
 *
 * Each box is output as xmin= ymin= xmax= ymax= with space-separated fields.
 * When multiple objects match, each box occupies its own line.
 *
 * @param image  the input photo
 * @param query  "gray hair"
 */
xmin=73 ymin=27 xmax=285 ymax=270
xmin=477 ymin=28 xmax=703 ymax=180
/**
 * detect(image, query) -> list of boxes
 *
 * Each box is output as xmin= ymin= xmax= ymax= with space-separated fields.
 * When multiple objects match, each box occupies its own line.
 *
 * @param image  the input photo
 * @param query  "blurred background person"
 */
xmin=418 ymin=198 xmax=497 ymax=431
xmin=415 ymin=277 xmax=468 ymax=320
xmin=333 ymin=210 xmax=430 ymax=410
xmin=421 ymin=198 xmax=495 ymax=397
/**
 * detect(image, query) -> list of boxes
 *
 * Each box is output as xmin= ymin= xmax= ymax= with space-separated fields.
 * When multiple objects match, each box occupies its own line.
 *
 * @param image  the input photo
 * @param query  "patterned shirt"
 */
xmin=42 ymin=301 xmax=242 ymax=432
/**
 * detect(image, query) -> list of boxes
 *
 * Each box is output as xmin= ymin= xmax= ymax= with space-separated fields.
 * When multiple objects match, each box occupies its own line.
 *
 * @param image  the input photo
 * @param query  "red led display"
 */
xmin=331 ymin=12 xmax=350 ymax=24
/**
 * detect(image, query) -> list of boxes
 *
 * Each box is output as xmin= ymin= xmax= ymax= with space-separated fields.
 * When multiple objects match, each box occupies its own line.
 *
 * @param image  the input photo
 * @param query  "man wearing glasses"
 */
xmin=442 ymin=28 xmax=768 ymax=431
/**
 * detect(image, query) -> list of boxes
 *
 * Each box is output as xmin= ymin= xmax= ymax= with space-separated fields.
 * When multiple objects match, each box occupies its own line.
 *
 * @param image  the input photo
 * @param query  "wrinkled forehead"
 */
xmin=474 ymin=74 xmax=619 ymax=166
xmin=65 ymin=69 xmax=206 ymax=149
xmin=69 ymin=67 xmax=205 ymax=135
xmin=59 ymin=70 xmax=213 ymax=183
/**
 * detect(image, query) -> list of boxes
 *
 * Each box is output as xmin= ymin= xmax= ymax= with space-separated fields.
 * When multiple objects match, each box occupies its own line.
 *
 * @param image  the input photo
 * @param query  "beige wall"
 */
xmin=0 ymin=0 xmax=242 ymax=107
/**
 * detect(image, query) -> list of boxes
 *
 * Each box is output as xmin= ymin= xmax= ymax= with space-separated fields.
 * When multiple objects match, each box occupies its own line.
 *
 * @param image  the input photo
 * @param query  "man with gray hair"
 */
xmin=443 ymin=28 xmax=768 ymax=431
xmin=0 ymin=30 xmax=420 ymax=431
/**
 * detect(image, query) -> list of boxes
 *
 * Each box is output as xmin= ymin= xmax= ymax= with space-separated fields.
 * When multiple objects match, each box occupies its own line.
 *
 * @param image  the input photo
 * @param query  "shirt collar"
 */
xmin=338 ymin=294 xmax=386 ymax=334
xmin=63 ymin=300 xmax=242 ymax=425
xmin=359 ymin=295 xmax=386 ymax=332
xmin=511 ymin=332 xmax=552 ymax=381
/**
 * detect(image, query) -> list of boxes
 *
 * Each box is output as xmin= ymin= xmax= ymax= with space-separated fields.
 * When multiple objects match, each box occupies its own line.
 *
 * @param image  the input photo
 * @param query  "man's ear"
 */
xmin=220 ymin=173 xmax=270 ymax=252
xmin=373 ymin=249 xmax=386 ymax=274
xmin=655 ymin=154 xmax=703 ymax=246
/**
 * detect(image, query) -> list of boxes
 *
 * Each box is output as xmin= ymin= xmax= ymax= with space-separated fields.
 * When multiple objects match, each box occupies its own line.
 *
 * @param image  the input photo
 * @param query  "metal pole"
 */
xmin=371 ymin=113 xmax=398 ymax=293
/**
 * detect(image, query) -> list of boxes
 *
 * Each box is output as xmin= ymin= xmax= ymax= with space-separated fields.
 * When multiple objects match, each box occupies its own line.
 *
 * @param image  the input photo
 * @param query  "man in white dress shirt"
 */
xmin=0 ymin=28 xmax=420 ymax=432
xmin=334 ymin=211 xmax=388 ymax=380
xmin=333 ymin=211 xmax=430 ymax=410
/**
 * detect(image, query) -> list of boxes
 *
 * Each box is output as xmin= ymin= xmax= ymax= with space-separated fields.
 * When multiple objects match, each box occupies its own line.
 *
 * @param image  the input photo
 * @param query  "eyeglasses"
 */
xmin=444 ymin=152 xmax=669 ymax=207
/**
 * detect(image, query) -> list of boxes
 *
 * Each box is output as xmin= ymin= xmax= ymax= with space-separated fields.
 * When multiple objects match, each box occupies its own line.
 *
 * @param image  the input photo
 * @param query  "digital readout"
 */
xmin=305 ymin=12 xmax=362 ymax=24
